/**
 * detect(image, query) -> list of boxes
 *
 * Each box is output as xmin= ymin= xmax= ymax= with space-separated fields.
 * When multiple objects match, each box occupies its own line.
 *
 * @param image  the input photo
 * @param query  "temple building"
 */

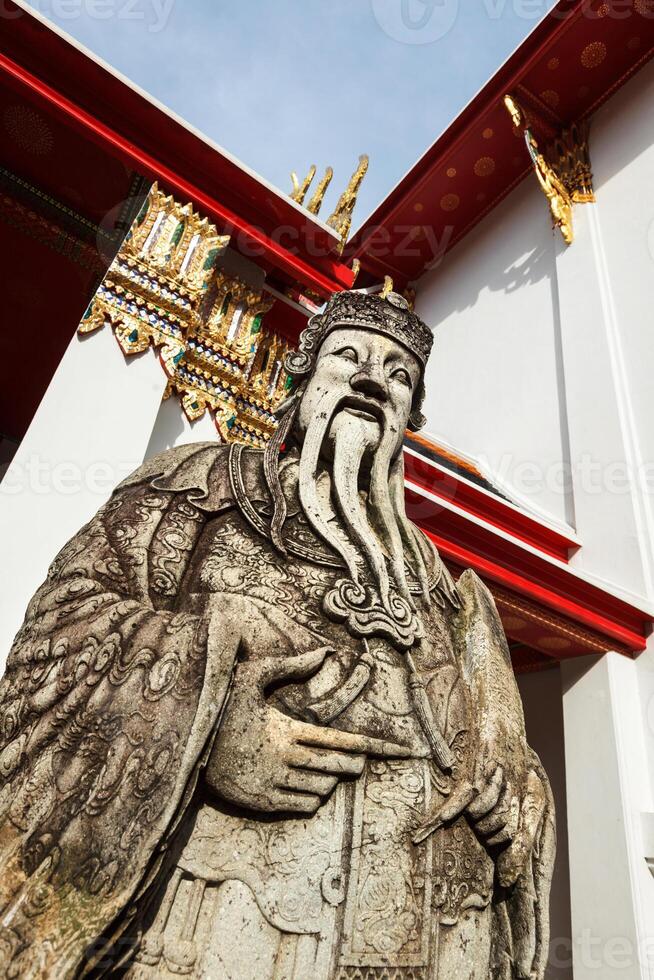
xmin=2 ymin=1 xmax=654 ymax=977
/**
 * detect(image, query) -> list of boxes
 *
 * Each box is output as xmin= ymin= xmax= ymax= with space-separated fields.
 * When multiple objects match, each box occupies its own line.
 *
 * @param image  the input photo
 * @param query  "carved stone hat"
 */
xmin=284 ymin=289 xmax=434 ymax=383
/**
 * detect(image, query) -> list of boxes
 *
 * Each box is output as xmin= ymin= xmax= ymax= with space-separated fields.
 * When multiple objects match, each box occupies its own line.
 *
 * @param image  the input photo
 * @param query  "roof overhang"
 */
xmin=0 ymin=0 xmax=354 ymax=298
xmin=0 ymin=1 xmax=355 ymax=440
xmin=348 ymin=0 xmax=654 ymax=286
xmin=405 ymin=440 xmax=653 ymax=659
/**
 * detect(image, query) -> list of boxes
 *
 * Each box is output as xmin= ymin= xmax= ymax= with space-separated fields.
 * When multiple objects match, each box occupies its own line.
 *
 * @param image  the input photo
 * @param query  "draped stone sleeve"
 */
xmin=0 ymin=458 xmax=237 ymax=979
xmin=455 ymin=569 xmax=556 ymax=980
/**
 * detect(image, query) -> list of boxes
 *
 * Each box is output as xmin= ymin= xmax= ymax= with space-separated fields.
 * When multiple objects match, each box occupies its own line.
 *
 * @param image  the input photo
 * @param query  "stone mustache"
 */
xmin=0 ymin=290 xmax=555 ymax=979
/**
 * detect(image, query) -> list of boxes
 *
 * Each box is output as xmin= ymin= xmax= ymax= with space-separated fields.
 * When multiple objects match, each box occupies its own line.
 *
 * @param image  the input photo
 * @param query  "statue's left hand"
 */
xmin=204 ymin=645 xmax=413 ymax=816
xmin=467 ymin=760 xmax=547 ymax=886
xmin=414 ymin=755 xmax=547 ymax=888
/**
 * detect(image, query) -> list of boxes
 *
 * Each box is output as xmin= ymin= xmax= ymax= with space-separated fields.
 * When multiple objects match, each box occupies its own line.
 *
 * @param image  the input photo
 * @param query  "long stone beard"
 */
xmin=296 ymin=391 xmax=431 ymax=648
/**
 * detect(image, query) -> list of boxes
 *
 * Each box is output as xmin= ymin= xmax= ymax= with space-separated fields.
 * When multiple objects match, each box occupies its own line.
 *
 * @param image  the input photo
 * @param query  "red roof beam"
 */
xmin=0 ymin=50 xmax=353 ymax=300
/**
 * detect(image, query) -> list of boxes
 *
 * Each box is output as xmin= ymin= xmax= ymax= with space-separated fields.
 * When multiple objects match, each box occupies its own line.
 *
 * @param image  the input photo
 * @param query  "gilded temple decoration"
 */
xmin=290 ymin=165 xmax=317 ymax=206
xmin=503 ymin=95 xmax=594 ymax=246
xmin=79 ymin=183 xmax=289 ymax=446
xmin=288 ymin=155 xmax=369 ymax=252
xmin=327 ymin=154 xmax=370 ymax=252
xmin=549 ymin=120 xmax=595 ymax=205
xmin=306 ymin=167 xmax=334 ymax=215
xmin=527 ymin=133 xmax=575 ymax=247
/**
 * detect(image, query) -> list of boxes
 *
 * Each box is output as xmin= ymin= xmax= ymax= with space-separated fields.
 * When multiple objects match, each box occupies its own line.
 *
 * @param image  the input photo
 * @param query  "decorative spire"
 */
xmin=288 ymin=156 xmax=369 ymax=254
xmin=290 ymin=165 xmax=317 ymax=206
xmin=327 ymin=154 xmax=370 ymax=253
xmin=307 ymin=167 xmax=334 ymax=214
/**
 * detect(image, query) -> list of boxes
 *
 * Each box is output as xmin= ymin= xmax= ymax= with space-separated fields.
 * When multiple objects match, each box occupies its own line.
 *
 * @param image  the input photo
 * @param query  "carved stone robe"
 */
xmin=0 ymin=442 xmax=555 ymax=979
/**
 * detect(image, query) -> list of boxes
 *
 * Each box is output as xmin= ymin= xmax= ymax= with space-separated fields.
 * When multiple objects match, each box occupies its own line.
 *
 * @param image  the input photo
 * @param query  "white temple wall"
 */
xmin=415 ymin=178 xmax=573 ymax=529
xmin=576 ymin=55 xmax=654 ymax=600
xmin=416 ymin=58 xmax=654 ymax=604
xmin=0 ymin=329 xmax=167 ymax=666
xmin=591 ymin=56 xmax=654 ymax=483
xmin=145 ymin=393 xmax=221 ymax=457
xmin=517 ymin=666 xmax=573 ymax=980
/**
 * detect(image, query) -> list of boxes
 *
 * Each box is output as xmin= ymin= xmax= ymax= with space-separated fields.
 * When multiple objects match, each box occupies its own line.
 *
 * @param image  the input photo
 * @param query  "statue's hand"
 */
xmin=206 ymin=645 xmax=412 ymax=815
xmin=466 ymin=762 xmax=547 ymax=886
xmin=414 ymin=760 xmax=547 ymax=888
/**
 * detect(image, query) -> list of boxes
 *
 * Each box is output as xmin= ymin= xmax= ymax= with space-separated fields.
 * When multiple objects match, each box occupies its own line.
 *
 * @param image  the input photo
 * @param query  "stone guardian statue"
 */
xmin=0 ymin=289 xmax=555 ymax=979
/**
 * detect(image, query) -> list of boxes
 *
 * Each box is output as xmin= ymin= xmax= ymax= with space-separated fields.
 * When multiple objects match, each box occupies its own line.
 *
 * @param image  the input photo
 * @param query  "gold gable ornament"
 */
xmin=79 ymin=183 xmax=290 ymax=447
xmin=503 ymin=95 xmax=595 ymax=247
xmin=327 ymin=154 xmax=369 ymax=253
xmin=288 ymin=155 xmax=369 ymax=253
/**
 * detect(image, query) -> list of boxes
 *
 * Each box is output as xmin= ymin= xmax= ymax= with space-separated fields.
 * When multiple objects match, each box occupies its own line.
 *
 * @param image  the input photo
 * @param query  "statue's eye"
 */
xmin=335 ymin=347 xmax=358 ymax=363
xmin=391 ymin=367 xmax=412 ymax=388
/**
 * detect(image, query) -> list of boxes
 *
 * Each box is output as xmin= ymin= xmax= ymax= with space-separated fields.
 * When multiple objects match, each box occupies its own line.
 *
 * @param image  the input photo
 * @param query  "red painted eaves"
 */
xmin=0 ymin=2 xmax=354 ymax=298
xmin=403 ymin=445 xmax=578 ymax=562
xmin=348 ymin=0 xmax=654 ymax=285
xmin=405 ymin=480 xmax=652 ymax=653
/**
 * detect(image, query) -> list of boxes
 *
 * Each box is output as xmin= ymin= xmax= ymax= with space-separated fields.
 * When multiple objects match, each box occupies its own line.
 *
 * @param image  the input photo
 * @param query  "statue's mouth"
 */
xmin=344 ymin=407 xmax=378 ymax=423
xmin=339 ymin=397 xmax=384 ymax=424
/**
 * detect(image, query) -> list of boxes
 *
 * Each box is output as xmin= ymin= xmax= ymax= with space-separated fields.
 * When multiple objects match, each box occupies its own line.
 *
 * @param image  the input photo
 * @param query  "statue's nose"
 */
xmin=349 ymin=368 xmax=388 ymax=402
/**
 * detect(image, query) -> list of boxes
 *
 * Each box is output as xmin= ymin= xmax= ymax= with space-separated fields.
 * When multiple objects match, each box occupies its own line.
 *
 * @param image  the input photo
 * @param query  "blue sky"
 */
xmin=23 ymin=0 xmax=557 ymax=227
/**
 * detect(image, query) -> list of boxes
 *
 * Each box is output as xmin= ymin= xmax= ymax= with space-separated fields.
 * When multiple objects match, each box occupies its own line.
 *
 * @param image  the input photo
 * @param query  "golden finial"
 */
xmin=290 ymin=165 xmax=317 ymax=206
xmin=503 ymin=94 xmax=524 ymax=129
xmin=380 ymin=276 xmax=393 ymax=300
xmin=307 ymin=167 xmax=334 ymax=215
xmin=327 ymin=154 xmax=369 ymax=253
xmin=350 ymin=258 xmax=361 ymax=284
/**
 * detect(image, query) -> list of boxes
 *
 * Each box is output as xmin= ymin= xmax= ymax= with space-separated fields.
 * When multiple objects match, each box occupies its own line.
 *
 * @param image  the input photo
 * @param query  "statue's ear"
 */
xmin=408 ymin=411 xmax=427 ymax=432
xmin=408 ymin=383 xmax=427 ymax=432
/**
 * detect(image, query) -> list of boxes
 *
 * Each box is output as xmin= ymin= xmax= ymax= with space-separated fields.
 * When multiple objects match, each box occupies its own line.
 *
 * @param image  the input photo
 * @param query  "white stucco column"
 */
xmin=0 ymin=327 xmax=167 ymax=665
xmin=562 ymin=653 xmax=654 ymax=980
xmin=554 ymin=196 xmax=654 ymax=979
xmin=553 ymin=203 xmax=654 ymax=600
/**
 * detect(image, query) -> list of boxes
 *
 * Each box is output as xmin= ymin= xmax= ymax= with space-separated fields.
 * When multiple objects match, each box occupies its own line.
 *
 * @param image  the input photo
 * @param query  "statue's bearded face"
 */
xmin=291 ymin=326 xmax=431 ymax=610
xmin=295 ymin=327 xmax=421 ymax=463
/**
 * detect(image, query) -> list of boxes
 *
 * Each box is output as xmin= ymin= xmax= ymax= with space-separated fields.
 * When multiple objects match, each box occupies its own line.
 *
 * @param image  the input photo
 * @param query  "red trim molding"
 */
xmin=404 ymin=446 xmax=578 ymax=562
xmin=406 ymin=480 xmax=651 ymax=653
xmin=403 ymin=441 xmax=652 ymax=654
xmin=0 ymin=38 xmax=353 ymax=297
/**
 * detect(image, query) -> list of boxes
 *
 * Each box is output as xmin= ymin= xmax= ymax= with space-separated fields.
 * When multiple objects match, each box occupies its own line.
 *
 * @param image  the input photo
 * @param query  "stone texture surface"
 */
xmin=0 ymin=292 xmax=555 ymax=978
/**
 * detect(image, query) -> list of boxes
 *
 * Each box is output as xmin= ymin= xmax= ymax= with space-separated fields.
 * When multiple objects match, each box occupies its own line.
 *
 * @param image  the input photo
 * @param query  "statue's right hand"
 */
xmin=205 ymin=646 xmax=412 ymax=815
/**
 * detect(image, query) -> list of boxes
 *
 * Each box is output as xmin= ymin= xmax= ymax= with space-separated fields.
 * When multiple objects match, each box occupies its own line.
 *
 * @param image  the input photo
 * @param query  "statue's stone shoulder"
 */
xmin=114 ymin=441 xmax=236 ymax=513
